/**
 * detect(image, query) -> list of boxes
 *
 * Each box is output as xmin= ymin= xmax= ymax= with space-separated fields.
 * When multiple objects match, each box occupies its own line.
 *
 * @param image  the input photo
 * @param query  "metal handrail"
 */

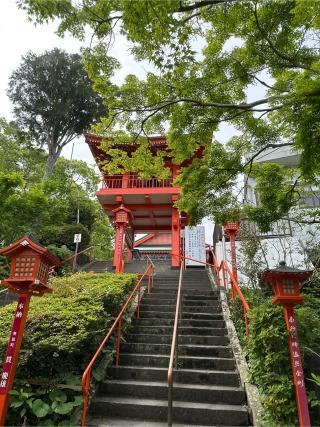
xmin=211 ymin=252 xmax=250 ymax=336
xmin=167 ymin=262 xmax=183 ymax=427
xmin=146 ymin=255 xmax=155 ymax=292
xmin=81 ymin=262 xmax=154 ymax=426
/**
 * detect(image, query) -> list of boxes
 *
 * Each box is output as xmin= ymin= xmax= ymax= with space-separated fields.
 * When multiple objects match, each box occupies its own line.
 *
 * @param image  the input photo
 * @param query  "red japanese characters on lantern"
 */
xmin=0 ymin=234 xmax=61 ymax=296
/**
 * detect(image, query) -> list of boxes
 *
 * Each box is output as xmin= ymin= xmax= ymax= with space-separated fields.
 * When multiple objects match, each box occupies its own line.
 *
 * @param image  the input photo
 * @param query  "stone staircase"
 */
xmin=87 ymin=269 xmax=249 ymax=426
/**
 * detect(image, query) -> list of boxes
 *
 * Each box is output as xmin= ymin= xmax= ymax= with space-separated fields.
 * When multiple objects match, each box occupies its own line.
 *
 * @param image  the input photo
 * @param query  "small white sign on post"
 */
xmin=74 ymin=234 xmax=82 ymax=243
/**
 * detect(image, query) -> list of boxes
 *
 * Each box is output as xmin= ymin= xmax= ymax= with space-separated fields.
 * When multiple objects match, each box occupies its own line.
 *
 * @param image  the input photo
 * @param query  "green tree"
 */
xmin=18 ymin=0 xmax=320 ymax=229
xmin=0 ymin=118 xmax=113 ymax=259
xmin=7 ymin=48 xmax=106 ymax=178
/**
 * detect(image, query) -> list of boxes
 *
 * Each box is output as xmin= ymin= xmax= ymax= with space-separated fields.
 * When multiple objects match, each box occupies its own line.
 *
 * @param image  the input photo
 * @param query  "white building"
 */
xmin=214 ymin=146 xmax=320 ymax=283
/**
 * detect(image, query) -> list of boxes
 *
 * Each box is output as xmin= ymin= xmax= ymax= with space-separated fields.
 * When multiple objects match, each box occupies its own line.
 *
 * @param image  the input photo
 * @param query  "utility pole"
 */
xmin=72 ymin=191 xmax=80 ymax=272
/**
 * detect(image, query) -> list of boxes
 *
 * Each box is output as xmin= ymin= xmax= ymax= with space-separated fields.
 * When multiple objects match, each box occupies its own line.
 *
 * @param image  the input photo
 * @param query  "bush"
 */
xmin=0 ymin=272 xmax=137 ymax=425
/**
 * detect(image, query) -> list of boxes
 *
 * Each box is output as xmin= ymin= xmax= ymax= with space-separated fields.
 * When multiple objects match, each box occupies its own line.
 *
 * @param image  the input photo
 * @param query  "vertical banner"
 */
xmin=185 ymin=226 xmax=206 ymax=266
xmin=284 ymin=307 xmax=311 ymax=427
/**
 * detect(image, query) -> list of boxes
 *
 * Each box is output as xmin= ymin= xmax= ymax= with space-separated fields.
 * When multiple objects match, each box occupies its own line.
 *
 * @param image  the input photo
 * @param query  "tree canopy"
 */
xmin=7 ymin=48 xmax=106 ymax=178
xmin=18 ymin=0 xmax=320 ymax=229
xmin=0 ymin=118 xmax=113 ymax=263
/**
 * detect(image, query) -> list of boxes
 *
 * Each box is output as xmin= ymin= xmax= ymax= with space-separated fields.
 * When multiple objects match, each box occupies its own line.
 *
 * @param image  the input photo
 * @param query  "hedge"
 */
xmin=0 ymin=272 xmax=137 ymax=426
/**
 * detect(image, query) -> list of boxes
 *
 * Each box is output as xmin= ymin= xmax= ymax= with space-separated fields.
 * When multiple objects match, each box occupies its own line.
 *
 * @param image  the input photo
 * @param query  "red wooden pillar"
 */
xmin=171 ymin=206 xmax=180 ymax=268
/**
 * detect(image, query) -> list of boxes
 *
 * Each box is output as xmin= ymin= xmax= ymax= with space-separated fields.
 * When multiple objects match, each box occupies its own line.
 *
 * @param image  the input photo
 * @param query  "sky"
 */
xmin=0 ymin=0 xmax=251 ymax=244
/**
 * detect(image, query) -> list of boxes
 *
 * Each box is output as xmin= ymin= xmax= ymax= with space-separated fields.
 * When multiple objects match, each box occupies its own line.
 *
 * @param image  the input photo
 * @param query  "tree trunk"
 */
xmin=43 ymin=142 xmax=62 ymax=179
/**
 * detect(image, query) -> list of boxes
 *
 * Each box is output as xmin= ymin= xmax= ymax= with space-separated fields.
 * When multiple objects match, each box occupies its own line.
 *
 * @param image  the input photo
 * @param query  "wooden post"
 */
xmin=0 ymin=294 xmax=31 ymax=426
xmin=113 ymin=223 xmax=126 ymax=273
xmin=284 ymin=307 xmax=311 ymax=427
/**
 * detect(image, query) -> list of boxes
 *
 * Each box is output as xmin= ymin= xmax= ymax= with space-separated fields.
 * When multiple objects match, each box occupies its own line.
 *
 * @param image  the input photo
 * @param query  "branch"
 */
xmin=252 ymin=3 xmax=317 ymax=73
xmin=115 ymin=95 xmax=284 ymax=114
xmin=177 ymin=0 xmax=238 ymax=13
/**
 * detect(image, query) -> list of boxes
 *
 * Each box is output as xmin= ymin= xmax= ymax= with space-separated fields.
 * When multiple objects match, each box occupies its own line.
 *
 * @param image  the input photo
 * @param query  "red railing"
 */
xmin=81 ymin=262 xmax=154 ymax=426
xmin=101 ymin=175 xmax=173 ymax=189
xmin=211 ymin=252 xmax=250 ymax=336
xmin=175 ymin=253 xmax=250 ymax=336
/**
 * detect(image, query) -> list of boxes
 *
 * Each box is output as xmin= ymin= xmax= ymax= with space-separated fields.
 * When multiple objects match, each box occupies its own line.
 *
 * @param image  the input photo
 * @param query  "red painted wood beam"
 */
xmin=102 ymin=204 xmax=174 ymax=211
xmin=132 ymin=215 xmax=172 ymax=219
xmin=133 ymin=225 xmax=171 ymax=231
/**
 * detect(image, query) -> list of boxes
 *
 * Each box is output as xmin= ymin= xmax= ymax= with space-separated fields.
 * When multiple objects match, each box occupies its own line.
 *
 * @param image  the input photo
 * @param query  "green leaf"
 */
xmin=72 ymin=395 xmax=83 ymax=407
xmin=52 ymin=401 xmax=75 ymax=415
xmin=49 ymin=389 xmax=67 ymax=403
xmin=20 ymin=407 xmax=27 ymax=417
xmin=32 ymin=399 xmax=50 ymax=418
xmin=10 ymin=400 xmax=24 ymax=408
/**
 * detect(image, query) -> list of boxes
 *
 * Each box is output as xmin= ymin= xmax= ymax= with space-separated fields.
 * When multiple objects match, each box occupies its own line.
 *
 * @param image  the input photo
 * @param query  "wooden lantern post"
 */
xmin=224 ymin=222 xmax=239 ymax=300
xmin=0 ymin=235 xmax=60 ymax=426
xmin=224 ymin=222 xmax=239 ymax=282
xmin=261 ymin=261 xmax=312 ymax=427
xmin=112 ymin=206 xmax=131 ymax=273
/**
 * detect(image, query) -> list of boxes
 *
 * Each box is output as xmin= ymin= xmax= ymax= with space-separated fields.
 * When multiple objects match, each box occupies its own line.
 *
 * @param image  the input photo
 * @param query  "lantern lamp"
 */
xmin=0 ymin=234 xmax=61 ymax=296
xmin=224 ymin=222 xmax=240 ymax=237
xmin=113 ymin=206 xmax=131 ymax=224
xmin=261 ymin=261 xmax=312 ymax=307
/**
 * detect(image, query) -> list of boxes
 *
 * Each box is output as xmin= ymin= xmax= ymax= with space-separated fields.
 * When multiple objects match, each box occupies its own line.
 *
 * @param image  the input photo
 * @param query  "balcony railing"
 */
xmin=101 ymin=175 xmax=174 ymax=189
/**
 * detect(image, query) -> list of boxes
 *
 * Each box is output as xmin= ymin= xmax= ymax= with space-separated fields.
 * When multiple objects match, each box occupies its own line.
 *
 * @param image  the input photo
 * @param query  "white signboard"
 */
xmin=74 ymin=234 xmax=82 ymax=243
xmin=185 ymin=226 xmax=206 ymax=266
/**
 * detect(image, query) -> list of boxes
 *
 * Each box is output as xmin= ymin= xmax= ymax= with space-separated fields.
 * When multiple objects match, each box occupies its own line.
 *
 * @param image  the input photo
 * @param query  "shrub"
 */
xmin=0 ymin=272 xmax=137 ymax=425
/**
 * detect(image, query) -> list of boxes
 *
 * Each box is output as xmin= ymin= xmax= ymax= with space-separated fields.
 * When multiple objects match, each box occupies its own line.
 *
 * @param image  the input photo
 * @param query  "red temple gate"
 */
xmin=85 ymin=135 xmax=195 ymax=272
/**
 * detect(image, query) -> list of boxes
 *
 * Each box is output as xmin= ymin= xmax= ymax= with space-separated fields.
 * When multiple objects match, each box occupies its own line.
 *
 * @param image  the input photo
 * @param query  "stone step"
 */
xmin=151 ymin=289 xmax=215 ymax=295
xmin=183 ymin=295 xmax=218 ymax=301
xmin=107 ymin=366 xmax=241 ymax=387
xmin=183 ymin=299 xmax=220 ymax=305
xmin=132 ymin=325 xmax=228 ymax=336
xmin=121 ymin=343 xmax=232 ymax=358
xmin=119 ymin=353 xmax=236 ymax=370
xmin=126 ymin=334 xmax=229 ymax=346
xmin=90 ymin=396 xmax=249 ymax=426
xmin=139 ymin=311 xmax=223 ymax=321
xmin=142 ymin=293 xmax=218 ymax=301
xmin=87 ymin=417 xmax=191 ymax=426
xmin=133 ymin=318 xmax=226 ymax=328
xmin=140 ymin=304 xmax=221 ymax=313
xmin=99 ymin=380 xmax=246 ymax=405
xmin=138 ymin=311 xmax=223 ymax=320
